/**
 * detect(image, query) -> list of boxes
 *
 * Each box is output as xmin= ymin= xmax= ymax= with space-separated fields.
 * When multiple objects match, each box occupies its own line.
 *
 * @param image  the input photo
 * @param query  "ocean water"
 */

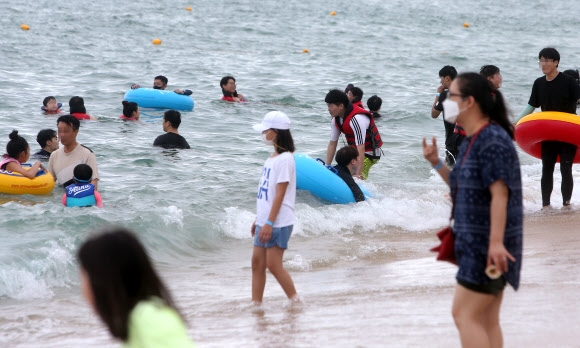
xmin=1 ymin=0 xmax=580 ymax=346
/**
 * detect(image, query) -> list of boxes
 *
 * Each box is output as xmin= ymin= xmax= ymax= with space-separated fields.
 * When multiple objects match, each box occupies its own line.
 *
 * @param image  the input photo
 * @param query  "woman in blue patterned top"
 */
xmin=422 ymin=72 xmax=523 ymax=348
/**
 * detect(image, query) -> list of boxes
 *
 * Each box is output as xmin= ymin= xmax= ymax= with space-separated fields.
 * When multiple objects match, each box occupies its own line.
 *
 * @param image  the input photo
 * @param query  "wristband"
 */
xmin=433 ymin=158 xmax=443 ymax=170
xmin=436 ymin=93 xmax=440 ymax=97
xmin=266 ymin=220 xmax=274 ymax=226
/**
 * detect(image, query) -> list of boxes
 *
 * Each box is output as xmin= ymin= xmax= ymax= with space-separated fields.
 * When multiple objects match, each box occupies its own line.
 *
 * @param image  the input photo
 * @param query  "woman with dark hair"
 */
xmin=69 ymin=96 xmax=97 ymax=120
xmin=1 ymin=130 xmax=43 ymax=178
xmin=120 ymin=101 xmax=140 ymax=121
xmin=479 ymin=65 xmax=502 ymax=90
xmin=220 ymin=76 xmax=246 ymax=102
xmin=78 ymin=228 xmax=193 ymax=346
xmin=250 ymin=111 xmax=299 ymax=306
xmin=422 ymin=72 xmax=523 ymax=348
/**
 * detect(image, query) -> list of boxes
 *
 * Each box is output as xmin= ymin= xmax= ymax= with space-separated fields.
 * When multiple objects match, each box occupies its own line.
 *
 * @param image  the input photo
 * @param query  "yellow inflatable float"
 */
xmin=0 ymin=165 xmax=55 ymax=195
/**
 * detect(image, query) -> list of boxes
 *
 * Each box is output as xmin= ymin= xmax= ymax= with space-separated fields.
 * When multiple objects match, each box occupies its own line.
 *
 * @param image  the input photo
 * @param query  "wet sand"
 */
xmin=186 ymin=211 xmax=580 ymax=348
xmin=6 ymin=211 xmax=580 ymax=347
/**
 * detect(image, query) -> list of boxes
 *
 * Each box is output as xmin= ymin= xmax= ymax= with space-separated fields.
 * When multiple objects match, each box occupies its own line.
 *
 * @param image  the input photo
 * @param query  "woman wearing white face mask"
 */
xmin=423 ymin=73 xmax=523 ymax=348
xmin=250 ymin=111 xmax=300 ymax=306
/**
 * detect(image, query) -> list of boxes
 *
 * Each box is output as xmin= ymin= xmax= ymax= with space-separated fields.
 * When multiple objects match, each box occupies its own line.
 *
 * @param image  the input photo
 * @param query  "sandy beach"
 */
xmin=2 ymin=210 xmax=579 ymax=348
xmin=183 ymin=210 xmax=580 ymax=348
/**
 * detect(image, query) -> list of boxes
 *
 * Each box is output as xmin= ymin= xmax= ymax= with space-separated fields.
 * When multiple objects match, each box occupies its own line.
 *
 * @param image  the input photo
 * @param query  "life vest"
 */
xmin=0 ymin=156 xmax=20 ymax=171
xmin=334 ymin=104 xmax=383 ymax=157
xmin=41 ymin=103 xmax=63 ymax=114
xmin=43 ymin=109 xmax=62 ymax=115
xmin=71 ymin=112 xmax=92 ymax=120
xmin=352 ymin=100 xmax=365 ymax=109
xmin=221 ymin=94 xmax=247 ymax=102
xmin=65 ymin=183 xmax=97 ymax=207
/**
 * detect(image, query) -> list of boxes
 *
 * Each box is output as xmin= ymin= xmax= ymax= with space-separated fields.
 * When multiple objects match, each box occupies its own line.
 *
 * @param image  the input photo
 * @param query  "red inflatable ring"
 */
xmin=515 ymin=111 xmax=580 ymax=163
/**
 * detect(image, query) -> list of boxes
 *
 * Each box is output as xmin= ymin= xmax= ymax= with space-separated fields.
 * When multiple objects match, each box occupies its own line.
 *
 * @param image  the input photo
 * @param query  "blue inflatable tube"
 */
xmin=294 ymin=153 xmax=371 ymax=204
xmin=123 ymin=88 xmax=194 ymax=111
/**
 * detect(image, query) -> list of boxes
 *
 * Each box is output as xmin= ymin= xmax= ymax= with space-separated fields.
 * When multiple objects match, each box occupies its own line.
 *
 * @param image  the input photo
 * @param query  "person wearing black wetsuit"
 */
xmin=333 ymin=146 xmax=365 ymax=202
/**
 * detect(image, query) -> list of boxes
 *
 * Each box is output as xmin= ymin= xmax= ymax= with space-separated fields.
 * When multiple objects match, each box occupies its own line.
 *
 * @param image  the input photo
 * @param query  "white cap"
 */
xmin=252 ymin=111 xmax=291 ymax=132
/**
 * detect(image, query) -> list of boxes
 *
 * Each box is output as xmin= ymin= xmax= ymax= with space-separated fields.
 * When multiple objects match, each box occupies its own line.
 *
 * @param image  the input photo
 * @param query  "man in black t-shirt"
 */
xmin=153 ymin=110 xmax=190 ymax=149
xmin=519 ymin=47 xmax=580 ymax=208
xmin=431 ymin=65 xmax=464 ymax=166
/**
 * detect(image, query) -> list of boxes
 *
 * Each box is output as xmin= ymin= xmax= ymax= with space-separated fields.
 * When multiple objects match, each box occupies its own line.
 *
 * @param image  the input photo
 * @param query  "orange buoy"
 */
xmin=330 ymin=11 xmax=336 ymax=16
xmin=463 ymin=22 xmax=470 ymax=28
xmin=21 ymin=24 xmax=30 ymax=30
xmin=152 ymin=38 xmax=162 ymax=45
xmin=302 ymin=48 xmax=310 ymax=54
xmin=186 ymin=7 xmax=192 ymax=11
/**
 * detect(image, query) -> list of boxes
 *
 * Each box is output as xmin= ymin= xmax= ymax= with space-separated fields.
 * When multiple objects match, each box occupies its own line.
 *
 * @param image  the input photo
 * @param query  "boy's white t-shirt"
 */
xmin=256 ymin=151 xmax=296 ymax=227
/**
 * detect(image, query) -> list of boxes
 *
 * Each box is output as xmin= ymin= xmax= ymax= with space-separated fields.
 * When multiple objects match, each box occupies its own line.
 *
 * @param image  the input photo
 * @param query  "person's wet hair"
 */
xmin=367 ymin=95 xmax=382 ymax=112
xmin=350 ymin=87 xmax=363 ymax=103
xmin=6 ymin=130 xmax=29 ymax=159
xmin=325 ymin=89 xmax=350 ymax=107
xmin=220 ymin=76 xmax=234 ymax=88
xmin=57 ymin=115 xmax=80 ymax=132
xmin=69 ymin=96 xmax=87 ymax=114
xmin=77 ymin=227 xmax=180 ymax=341
xmin=335 ymin=146 xmax=359 ymax=166
xmin=154 ymin=75 xmax=168 ymax=85
xmin=439 ymin=65 xmax=458 ymax=79
xmin=480 ymin=65 xmax=500 ymax=79
xmin=220 ymin=76 xmax=239 ymax=97
xmin=273 ymin=129 xmax=295 ymax=154
xmin=43 ymin=96 xmax=56 ymax=107
xmin=36 ymin=129 xmax=57 ymax=147
xmin=455 ymin=72 xmax=513 ymax=139
xmin=539 ymin=47 xmax=560 ymax=66
xmin=121 ymin=101 xmax=139 ymax=118
xmin=74 ymin=164 xmax=93 ymax=182
xmin=163 ymin=110 xmax=182 ymax=129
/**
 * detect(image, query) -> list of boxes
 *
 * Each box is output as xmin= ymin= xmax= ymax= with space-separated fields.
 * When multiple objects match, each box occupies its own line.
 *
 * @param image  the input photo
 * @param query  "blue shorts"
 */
xmin=253 ymin=225 xmax=293 ymax=249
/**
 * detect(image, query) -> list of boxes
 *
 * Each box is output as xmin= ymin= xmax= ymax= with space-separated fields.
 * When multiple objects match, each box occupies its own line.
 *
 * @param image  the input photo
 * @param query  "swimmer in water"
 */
xmin=119 ymin=101 xmax=140 ymax=121
xmin=41 ymin=96 xmax=62 ymax=114
xmin=131 ymin=75 xmax=193 ymax=96
xmin=367 ymin=95 xmax=384 ymax=119
xmin=1 ymin=130 xmax=44 ymax=178
xmin=62 ymin=164 xmax=103 ymax=207
xmin=347 ymin=86 xmax=365 ymax=109
xmin=220 ymin=76 xmax=246 ymax=102
xmin=33 ymin=129 xmax=59 ymax=159
xmin=69 ymin=96 xmax=97 ymax=120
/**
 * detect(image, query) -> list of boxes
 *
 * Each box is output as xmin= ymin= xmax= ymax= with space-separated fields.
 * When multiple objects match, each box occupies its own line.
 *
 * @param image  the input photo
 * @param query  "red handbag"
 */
xmin=430 ymin=226 xmax=456 ymax=265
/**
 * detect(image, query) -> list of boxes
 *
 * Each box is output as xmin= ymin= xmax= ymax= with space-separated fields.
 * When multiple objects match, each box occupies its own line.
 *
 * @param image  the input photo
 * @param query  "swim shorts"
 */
xmin=362 ymin=157 xmax=379 ymax=179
